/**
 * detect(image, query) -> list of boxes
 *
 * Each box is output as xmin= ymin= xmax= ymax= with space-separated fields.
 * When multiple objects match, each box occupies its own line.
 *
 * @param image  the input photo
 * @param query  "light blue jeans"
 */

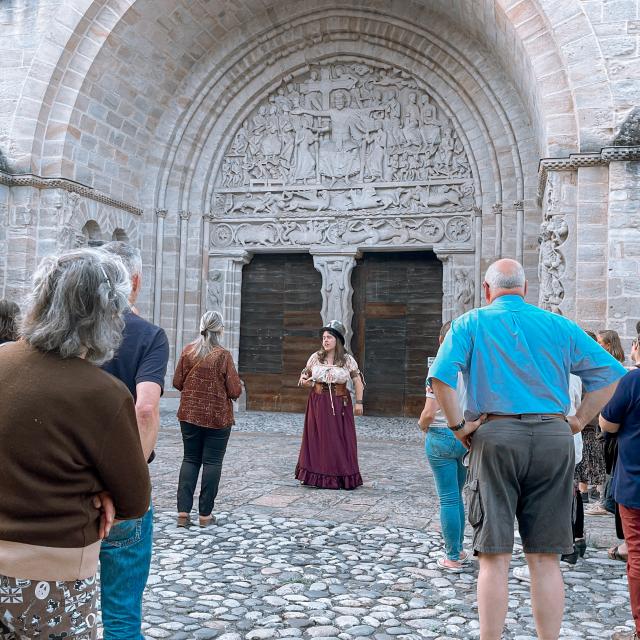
xmin=425 ymin=428 xmax=468 ymax=560
xmin=99 ymin=505 xmax=153 ymax=640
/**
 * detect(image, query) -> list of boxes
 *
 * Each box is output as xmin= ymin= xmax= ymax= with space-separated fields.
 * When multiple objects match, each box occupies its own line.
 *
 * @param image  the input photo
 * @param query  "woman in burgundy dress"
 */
xmin=296 ymin=320 xmax=364 ymax=489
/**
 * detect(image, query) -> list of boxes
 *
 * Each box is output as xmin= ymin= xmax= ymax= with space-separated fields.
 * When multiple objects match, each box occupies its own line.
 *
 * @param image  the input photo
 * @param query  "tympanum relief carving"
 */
xmin=211 ymin=61 xmax=475 ymax=250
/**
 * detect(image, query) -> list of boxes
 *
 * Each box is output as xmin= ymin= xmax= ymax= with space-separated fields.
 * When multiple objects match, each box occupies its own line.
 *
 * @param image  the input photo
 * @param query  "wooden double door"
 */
xmin=351 ymin=252 xmax=442 ymax=417
xmin=238 ymin=251 xmax=442 ymax=416
xmin=239 ymin=253 xmax=322 ymax=413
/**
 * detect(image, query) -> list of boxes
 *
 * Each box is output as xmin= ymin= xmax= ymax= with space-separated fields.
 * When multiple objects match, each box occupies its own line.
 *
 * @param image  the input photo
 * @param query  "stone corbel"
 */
xmin=310 ymin=247 xmax=360 ymax=351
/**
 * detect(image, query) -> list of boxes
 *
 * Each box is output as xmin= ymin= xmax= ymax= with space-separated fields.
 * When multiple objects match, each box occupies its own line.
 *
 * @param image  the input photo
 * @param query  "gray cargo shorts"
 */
xmin=465 ymin=415 xmax=575 ymax=555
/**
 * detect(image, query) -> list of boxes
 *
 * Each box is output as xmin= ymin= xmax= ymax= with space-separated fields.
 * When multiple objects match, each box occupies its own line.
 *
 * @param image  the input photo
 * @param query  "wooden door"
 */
xmin=239 ymin=253 xmax=322 ymax=412
xmin=351 ymin=252 xmax=442 ymax=417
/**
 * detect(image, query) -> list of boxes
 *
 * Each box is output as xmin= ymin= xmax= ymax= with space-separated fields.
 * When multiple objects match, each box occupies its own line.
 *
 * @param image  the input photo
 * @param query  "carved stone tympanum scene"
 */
xmin=2 ymin=2 xmax=639 ymax=415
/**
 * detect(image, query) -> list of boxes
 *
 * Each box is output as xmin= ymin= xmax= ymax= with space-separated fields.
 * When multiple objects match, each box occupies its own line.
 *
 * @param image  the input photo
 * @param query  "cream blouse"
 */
xmin=304 ymin=352 xmax=361 ymax=385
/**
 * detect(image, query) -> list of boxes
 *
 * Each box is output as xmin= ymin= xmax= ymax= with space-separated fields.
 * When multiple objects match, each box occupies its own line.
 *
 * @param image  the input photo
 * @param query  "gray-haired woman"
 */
xmin=173 ymin=311 xmax=242 ymax=527
xmin=0 ymin=299 xmax=20 ymax=344
xmin=0 ymin=249 xmax=150 ymax=640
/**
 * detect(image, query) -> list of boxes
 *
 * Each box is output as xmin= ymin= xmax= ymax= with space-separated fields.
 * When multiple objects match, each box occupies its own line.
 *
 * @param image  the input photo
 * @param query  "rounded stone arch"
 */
xmin=81 ymin=219 xmax=104 ymax=246
xmin=149 ymin=10 xmax=533 ymax=221
xmin=9 ymin=0 xmax=607 ymax=185
xmin=70 ymin=198 xmax=140 ymax=247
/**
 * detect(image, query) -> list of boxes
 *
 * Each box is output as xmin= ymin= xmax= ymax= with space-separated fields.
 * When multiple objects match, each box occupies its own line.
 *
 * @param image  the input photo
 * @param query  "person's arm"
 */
xmin=566 ymin=380 xmax=620 ymax=434
xmin=224 ymin=352 xmax=243 ymax=400
xmin=96 ymin=399 xmax=151 ymax=519
xmin=353 ymin=377 xmax=364 ymax=416
xmin=418 ymin=396 xmax=438 ymax=432
xmin=599 ymin=415 xmax=620 ymax=433
xmin=135 ymin=381 xmax=162 ymax=461
xmin=172 ymin=353 xmax=186 ymax=391
xmin=431 ymin=378 xmax=485 ymax=448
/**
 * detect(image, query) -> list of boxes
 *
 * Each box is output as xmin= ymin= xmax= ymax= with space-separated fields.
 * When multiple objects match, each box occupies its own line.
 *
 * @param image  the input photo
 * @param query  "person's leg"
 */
xmin=619 ymin=505 xmax=640 ymax=634
xmin=477 ymin=552 xmax=511 ymax=640
xmin=177 ymin=421 xmax=205 ymax=515
xmin=199 ymin=426 xmax=232 ymax=517
xmin=100 ymin=506 xmax=154 ymax=640
xmin=456 ymin=453 xmax=468 ymax=550
xmin=425 ymin=430 xmax=465 ymax=562
xmin=526 ymin=552 xmax=565 ymax=640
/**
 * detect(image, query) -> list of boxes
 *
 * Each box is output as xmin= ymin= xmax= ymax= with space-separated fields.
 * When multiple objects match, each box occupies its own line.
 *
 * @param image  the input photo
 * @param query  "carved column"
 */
xmin=492 ymin=203 xmax=502 ymax=259
xmin=514 ymin=200 xmax=525 ymax=265
xmin=208 ymin=249 xmax=252 ymax=364
xmin=538 ymin=172 xmax=577 ymax=318
xmin=473 ymin=207 xmax=483 ymax=307
xmin=153 ymin=208 xmax=167 ymax=325
xmin=311 ymin=248 xmax=359 ymax=351
xmin=175 ymin=210 xmax=191 ymax=358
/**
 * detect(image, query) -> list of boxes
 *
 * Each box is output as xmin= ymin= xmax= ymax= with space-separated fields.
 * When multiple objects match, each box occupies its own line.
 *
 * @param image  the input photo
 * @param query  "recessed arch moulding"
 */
xmin=148 ymin=10 xmax=538 ymax=359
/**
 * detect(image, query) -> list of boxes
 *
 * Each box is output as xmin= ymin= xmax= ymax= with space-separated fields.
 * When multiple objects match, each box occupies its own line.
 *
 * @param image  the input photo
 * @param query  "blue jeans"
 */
xmin=100 ymin=505 xmax=153 ymax=640
xmin=425 ymin=428 xmax=467 ymax=560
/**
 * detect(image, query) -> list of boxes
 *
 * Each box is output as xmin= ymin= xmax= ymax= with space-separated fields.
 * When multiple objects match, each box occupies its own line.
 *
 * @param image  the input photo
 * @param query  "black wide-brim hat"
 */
xmin=321 ymin=320 xmax=346 ymax=345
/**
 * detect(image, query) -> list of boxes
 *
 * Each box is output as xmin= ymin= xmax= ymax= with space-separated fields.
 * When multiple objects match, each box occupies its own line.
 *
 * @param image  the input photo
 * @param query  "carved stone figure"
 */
xmin=453 ymin=269 xmax=474 ymax=317
xmin=207 ymin=271 xmax=224 ymax=310
xmin=538 ymin=217 xmax=566 ymax=312
xmin=214 ymin=61 xmax=474 ymax=217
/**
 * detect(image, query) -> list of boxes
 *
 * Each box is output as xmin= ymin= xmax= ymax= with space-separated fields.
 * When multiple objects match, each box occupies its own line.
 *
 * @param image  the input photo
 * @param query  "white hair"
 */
xmin=484 ymin=260 xmax=526 ymax=290
xmin=101 ymin=241 xmax=142 ymax=278
xmin=21 ymin=249 xmax=131 ymax=365
xmin=188 ymin=310 xmax=224 ymax=361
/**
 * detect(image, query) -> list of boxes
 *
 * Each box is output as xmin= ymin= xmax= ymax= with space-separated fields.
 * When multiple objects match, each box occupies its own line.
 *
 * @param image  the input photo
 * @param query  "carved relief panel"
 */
xmin=210 ymin=60 xmax=475 ymax=251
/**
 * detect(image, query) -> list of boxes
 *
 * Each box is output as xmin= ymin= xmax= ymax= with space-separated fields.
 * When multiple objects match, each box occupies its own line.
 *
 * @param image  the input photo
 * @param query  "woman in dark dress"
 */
xmin=296 ymin=320 xmax=364 ymax=489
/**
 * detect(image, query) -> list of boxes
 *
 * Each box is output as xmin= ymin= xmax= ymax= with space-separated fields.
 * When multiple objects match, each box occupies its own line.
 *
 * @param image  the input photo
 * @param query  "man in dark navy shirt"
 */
xmin=100 ymin=241 xmax=169 ymax=640
xmin=602 ymin=335 xmax=640 ymax=640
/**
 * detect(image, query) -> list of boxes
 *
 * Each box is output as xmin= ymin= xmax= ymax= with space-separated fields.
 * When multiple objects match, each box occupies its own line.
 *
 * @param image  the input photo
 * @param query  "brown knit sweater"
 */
xmin=173 ymin=345 xmax=242 ymax=428
xmin=0 ymin=341 xmax=151 ymax=580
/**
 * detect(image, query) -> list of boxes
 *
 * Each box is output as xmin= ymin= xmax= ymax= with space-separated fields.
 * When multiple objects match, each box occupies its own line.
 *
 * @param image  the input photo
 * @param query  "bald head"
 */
xmin=483 ymin=259 xmax=527 ymax=303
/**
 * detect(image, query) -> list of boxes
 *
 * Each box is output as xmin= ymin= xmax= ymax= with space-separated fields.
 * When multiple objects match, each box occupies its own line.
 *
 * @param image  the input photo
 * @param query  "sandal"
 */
xmin=176 ymin=515 xmax=191 ymax=528
xmin=608 ymin=544 xmax=628 ymax=563
xmin=199 ymin=515 xmax=216 ymax=528
xmin=436 ymin=557 xmax=464 ymax=573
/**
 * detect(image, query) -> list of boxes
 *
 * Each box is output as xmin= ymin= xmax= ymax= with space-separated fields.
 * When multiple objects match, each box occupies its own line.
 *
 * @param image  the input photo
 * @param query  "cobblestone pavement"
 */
xmin=110 ymin=406 xmax=634 ymax=639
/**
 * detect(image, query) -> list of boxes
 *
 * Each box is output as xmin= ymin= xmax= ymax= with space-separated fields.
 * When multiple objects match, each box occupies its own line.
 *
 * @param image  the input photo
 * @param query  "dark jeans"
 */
xmin=177 ymin=422 xmax=231 ymax=516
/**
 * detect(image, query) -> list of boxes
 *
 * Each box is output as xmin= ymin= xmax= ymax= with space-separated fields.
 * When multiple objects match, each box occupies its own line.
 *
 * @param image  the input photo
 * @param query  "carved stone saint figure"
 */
xmin=453 ymin=270 xmax=474 ymax=317
xmin=292 ymin=117 xmax=317 ymax=183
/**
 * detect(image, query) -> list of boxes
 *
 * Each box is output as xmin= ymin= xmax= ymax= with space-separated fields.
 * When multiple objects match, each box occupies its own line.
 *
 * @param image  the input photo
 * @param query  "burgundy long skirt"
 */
xmin=295 ymin=390 xmax=363 ymax=490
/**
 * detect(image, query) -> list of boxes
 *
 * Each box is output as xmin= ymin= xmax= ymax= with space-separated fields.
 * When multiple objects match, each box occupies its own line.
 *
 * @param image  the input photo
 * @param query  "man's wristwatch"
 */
xmin=448 ymin=419 xmax=466 ymax=432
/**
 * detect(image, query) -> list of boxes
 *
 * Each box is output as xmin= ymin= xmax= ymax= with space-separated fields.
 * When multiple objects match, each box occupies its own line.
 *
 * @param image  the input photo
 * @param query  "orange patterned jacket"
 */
xmin=173 ymin=345 xmax=242 ymax=428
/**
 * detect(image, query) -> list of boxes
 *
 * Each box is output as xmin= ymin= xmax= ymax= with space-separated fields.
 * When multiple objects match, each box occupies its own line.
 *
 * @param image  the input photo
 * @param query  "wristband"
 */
xmin=355 ymin=400 xmax=363 ymax=405
xmin=448 ymin=419 xmax=465 ymax=432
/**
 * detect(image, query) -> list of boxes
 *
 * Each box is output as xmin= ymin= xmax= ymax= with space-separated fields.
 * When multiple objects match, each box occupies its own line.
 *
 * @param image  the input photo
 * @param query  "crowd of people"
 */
xmin=2 ymin=250 xmax=640 ymax=640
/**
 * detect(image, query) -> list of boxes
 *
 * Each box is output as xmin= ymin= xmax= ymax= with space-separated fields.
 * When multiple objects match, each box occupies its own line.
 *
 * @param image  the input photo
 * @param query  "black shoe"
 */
xmin=580 ymin=491 xmax=590 ymax=504
xmin=561 ymin=549 xmax=578 ymax=565
xmin=575 ymin=538 xmax=587 ymax=558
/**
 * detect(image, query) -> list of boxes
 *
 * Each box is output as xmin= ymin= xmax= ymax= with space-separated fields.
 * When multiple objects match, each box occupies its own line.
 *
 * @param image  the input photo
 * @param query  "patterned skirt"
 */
xmin=575 ymin=427 xmax=606 ymax=485
xmin=0 ymin=574 xmax=97 ymax=639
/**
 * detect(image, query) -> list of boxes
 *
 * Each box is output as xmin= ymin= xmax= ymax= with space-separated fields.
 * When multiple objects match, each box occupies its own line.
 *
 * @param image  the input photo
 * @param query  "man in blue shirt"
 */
xmin=601 ymin=337 xmax=640 ymax=640
xmin=100 ymin=242 xmax=169 ymax=640
xmin=429 ymin=258 xmax=626 ymax=640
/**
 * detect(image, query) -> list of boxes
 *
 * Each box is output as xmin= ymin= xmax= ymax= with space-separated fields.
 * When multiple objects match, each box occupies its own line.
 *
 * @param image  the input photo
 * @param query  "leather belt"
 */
xmin=485 ymin=413 xmax=565 ymax=422
xmin=313 ymin=382 xmax=348 ymax=397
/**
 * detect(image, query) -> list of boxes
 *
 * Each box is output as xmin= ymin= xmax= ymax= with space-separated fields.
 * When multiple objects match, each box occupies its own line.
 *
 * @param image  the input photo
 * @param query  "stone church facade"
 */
xmin=1 ymin=1 xmax=639 ymax=411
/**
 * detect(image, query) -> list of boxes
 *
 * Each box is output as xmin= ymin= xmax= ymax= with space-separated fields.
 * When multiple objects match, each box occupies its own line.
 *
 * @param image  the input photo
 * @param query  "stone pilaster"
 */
xmin=310 ymin=248 xmax=359 ymax=351
xmin=207 ymin=249 xmax=252 ymax=364
xmin=514 ymin=200 xmax=524 ymax=266
xmin=175 ymin=210 xmax=191 ymax=358
xmin=492 ymin=202 xmax=502 ymax=259
xmin=153 ymin=208 xmax=167 ymax=325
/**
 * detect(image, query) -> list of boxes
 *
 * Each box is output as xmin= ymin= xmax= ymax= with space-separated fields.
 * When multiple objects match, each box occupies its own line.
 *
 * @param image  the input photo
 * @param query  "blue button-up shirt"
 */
xmin=428 ymin=295 xmax=627 ymax=417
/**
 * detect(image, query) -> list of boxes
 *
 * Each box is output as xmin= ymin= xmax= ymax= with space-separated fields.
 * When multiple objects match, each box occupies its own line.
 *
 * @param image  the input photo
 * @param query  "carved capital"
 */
xmin=492 ymin=203 xmax=503 ymax=215
xmin=179 ymin=210 xmax=191 ymax=221
xmin=513 ymin=200 xmax=524 ymax=210
xmin=155 ymin=208 xmax=168 ymax=219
